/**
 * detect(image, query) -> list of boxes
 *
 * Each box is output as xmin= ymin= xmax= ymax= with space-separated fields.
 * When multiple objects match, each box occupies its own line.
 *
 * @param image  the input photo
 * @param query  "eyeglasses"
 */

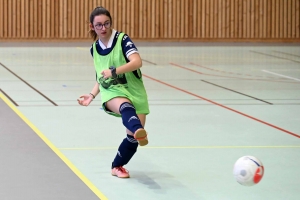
xmin=94 ymin=22 xmax=111 ymax=30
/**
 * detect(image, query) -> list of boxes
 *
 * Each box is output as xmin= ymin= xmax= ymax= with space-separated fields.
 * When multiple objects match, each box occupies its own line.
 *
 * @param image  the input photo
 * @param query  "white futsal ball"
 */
xmin=233 ymin=156 xmax=264 ymax=186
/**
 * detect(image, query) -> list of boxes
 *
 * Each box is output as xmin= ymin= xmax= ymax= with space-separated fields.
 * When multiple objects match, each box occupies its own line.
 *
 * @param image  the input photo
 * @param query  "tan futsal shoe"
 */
xmin=134 ymin=128 xmax=148 ymax=146
xmin=111 ymin=166 xmax=130 ymax=178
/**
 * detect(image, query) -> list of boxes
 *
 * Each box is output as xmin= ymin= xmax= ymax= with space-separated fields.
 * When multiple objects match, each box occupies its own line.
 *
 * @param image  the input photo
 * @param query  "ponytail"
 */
xmin=89 ymin=29 xmax=98 ymax=41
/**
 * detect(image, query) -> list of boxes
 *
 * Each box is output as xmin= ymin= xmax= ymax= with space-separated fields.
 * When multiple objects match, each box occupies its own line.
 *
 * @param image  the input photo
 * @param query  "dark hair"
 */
xmin=89 ymin=7 xmax=112 ymax=41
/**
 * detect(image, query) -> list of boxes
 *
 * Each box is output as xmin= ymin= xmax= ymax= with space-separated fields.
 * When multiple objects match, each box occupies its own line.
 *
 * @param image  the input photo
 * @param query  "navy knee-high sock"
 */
xmin=112 ymin=134 xmax=139 ymax=168
xmin=119 ymin=102 xmax=143 ymax=134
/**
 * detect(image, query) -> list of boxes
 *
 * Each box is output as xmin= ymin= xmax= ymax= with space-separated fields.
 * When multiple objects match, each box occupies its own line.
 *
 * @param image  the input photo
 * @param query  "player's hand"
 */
xmin=77 ymin=94 xmax=93 ymax=106
xmin=101 ymin=69 xmax=112 ymax=79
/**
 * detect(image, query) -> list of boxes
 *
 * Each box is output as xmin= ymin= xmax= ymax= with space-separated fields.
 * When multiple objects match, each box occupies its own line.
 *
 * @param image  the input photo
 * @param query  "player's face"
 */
xmin=92 ymin=14 xmax=112 ymax=40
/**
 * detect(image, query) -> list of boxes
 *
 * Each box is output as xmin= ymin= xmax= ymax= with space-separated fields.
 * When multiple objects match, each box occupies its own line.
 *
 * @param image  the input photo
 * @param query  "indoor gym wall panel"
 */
xmin=0 ymin=0 xmax=299 ymax=42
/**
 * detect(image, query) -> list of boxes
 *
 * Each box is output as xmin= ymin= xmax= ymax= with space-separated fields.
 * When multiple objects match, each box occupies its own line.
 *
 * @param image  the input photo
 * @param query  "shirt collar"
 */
xmin=98 ymin=29 xmax=116 ymax=49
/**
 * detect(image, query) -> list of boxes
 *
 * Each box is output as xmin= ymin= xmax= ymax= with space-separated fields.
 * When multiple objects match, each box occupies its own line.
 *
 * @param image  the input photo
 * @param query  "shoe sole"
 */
xmin=134 ymin=129 xmax=148 ymax=146
xmin=111 ymin=173 xmax=130 ymax=178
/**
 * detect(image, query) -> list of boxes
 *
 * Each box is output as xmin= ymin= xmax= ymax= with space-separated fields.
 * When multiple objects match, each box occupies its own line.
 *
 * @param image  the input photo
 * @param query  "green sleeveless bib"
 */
xmin=93 ymin=32 xmax=150 ymax=117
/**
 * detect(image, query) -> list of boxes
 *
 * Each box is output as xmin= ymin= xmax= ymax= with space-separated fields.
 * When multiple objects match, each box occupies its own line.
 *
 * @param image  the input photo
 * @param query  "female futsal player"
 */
xmin=77 ymin=6 xmax=150 ymax=178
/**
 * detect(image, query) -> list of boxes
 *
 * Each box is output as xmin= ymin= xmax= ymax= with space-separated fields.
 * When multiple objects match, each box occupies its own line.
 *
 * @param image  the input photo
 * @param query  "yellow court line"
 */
xmin=0 ymin=93 xmax=108 ymax=200
xmin=76 ymin=47 xmax=87 ymax=50
xmin=58 ymin=146 xmax=300 ymax=150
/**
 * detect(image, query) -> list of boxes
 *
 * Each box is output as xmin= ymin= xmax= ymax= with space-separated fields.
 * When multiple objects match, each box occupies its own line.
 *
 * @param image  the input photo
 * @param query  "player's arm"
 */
xmin=89 ymin=45 xmax=100 ymax=98
xmin=114 ymin=35 xmax=142 ymax=75
xmin=90 ymin=82 xmax=100 ymax=98
xmin=77 ymin=82 xmax=99 ymax=106
xmin=115 ymin=53 xmax=142 ymax=75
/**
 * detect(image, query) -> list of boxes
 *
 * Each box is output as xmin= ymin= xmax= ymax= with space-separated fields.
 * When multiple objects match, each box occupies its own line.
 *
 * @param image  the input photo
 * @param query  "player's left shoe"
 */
xmin=111 ymin=166 xmax=130 ymax=178
xmin=134 ymin=128 xmax=148 ymax=146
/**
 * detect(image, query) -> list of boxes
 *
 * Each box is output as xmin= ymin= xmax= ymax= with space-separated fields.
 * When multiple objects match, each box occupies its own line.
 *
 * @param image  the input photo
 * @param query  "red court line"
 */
xmin=143 ymin=74 xmax=300 ymax=139
xmin=170 ymin=62 xmax=247 ymax=79
xmin=142 ymin=59 xmax=157 ymax=65
xmin=190 ymin=62 xmax=282 ymax=79
xmin=170 ymin=63 xmax=299 ymax=84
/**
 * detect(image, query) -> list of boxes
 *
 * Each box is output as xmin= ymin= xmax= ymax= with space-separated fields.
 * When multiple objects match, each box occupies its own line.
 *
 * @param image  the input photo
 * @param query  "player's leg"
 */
xmin=106 ymin=97 xmax=148 ymax=178
xmin=111 ymin=114 xmax=146 ymax=178
xmin=113 ymin=114 xmax=146 ymax=166
xmin=126 ymin=113 xmax=146 ymax=135
xmin=105 ymin=97 xmax=148 ymax=144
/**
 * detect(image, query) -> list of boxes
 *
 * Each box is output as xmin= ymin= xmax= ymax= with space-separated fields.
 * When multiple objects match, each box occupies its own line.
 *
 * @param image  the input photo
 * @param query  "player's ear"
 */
xmin=89 ymin=23 xmax=94 ymax=30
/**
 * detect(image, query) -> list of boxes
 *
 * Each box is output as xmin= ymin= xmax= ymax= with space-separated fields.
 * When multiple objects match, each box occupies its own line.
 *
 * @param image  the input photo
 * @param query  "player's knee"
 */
xmin=119 ymin=102 xmax=143 ymax=133
xmin=126 ymin=129 xmax=134 ymax=136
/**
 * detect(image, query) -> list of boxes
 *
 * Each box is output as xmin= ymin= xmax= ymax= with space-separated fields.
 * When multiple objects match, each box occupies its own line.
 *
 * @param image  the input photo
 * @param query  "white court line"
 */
xmin=262 ymin=70 xmax=300 ymax=82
